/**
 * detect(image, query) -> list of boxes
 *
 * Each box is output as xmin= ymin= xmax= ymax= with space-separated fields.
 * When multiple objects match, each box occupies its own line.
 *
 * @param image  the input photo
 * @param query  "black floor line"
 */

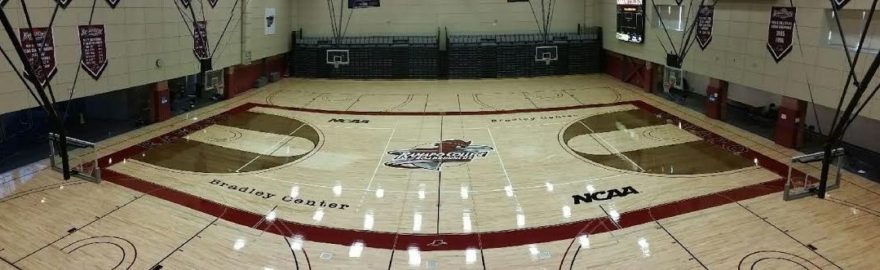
xmin=302 ymin=93 xmax=322 ymax=108
xmin=13 ymin=193 xmax=144 ymax=264
xmin=0 ymin=181 xmax=88 ymax=204
xmin=598 ymin=205 xmax=622 ymax=229
xmin=827 ymin=198 xmax=880 ymax=218
xmin=436 ymin=170 xmax=442 ymax=235
xmin=345 ymin=94 xmax=363 ymax=111
xmin=386 ymin=248 xmax=396 ymax=270
xmin=423 ymin=93 xmax=430 ymax=112
xmin=844 ymin=179 xmax=880 ymax=197
xmin=302 ymin=249 xmax=312 ymax=270
xmin=436 ymin=115 xmax=444 ymax=234
xmin=0 ymin=254 xmax=22 ymax=270
xmin=736 ymin=202 xmax=843 ymax=270
xmin=0 ymin=166 xmax=50 ymax=186
xmin=283 ymin=236 xmax=300 ymax=270
xmin=479 ymin=244 xmax=488 ymax=270
xmin=654 ymin=220 xmax=709 ymax=269
xmin=149 ymin=217 xmax=219 ymax=268
xmin=568 ymin=245 xmax=582 ymax=270
xmin=563 ymin=89 xmax=586 ymax=105
xmin=523 ymin=92 xmax=539 ymax=108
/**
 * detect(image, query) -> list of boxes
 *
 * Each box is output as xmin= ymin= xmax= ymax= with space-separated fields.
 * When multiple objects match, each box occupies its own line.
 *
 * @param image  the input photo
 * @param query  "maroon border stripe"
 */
xmin=98 ymin=101 xmax=799 ymax=251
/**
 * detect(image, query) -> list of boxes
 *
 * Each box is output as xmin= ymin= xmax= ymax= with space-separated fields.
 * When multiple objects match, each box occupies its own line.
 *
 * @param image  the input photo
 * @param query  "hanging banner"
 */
xmin=106 ymin=0 xmax=120 ymax=8
xmin=78 ymin=25 xmax=108 ymax=80
xmin=19 ymin=27 xmax=57 ymax=87
xmin=265 ymin=8 xmax=276 ymax=35
xmin=55 ymin=0 xmax=72 ymax=8
xmin=349 ymin=0 xmax=379 ymax=8
xmin=193 ymin=21 xmax=209 ymax=60
xmin=696 ymin=5 xmax=714 ymax=50
xmin=833 ymin=0 xmax=850 ymax=9
xmin=180 ymin=0 xmax=191 ymax=8
xmin=767 ymin=7 xmax=796 ymax=63
xmin=208 ymin=0 xmax=218 ymax=8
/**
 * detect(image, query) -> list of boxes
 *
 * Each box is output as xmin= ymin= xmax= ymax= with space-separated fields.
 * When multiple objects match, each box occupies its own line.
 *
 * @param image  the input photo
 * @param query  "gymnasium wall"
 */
xmin=0 ymin=0 xmax=292 ymax=115
xmin=245 ymin=0 xmax=291 ymax=62
xmin=597 ymin=0 xmax=880 ymax=122
xmin=292 ymin=0 xmax=593 ymax=36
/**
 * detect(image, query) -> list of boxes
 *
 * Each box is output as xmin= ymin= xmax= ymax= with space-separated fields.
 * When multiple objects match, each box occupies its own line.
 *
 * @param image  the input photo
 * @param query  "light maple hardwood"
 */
xmin=0 ymin=75 xmax=878 ymax=269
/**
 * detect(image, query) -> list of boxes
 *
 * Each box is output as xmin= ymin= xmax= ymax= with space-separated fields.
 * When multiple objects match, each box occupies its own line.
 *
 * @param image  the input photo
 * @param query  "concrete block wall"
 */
xmin=597 ymin=0 xmax=880 ymax=121
xmin=0 ymin=0 xmax=291 ymax=115
xmin=292 ymin=0 xmax=590 ymax=36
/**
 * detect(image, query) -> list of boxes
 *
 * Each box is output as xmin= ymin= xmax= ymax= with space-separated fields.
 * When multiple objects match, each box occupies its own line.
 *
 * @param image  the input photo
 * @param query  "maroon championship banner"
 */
xmin=696 ymin=5 xmax=714 ymax=50
xmin=193 ymin=21 xmax=209 ymax=60
xmin=208 ymin=0 xmax=218 ymax=8
xmin=767 ymin=7 xmax=796 ymax=63
xmin=106 ymin=0 xmax=120 ymax=8
xmin=19 ymin=27 xmax=57 ymax=87
xmin=55 ymin=0 xmax=72 ymax=8
xmin=79 ymin=25 xmax=108 ymax=80
xmin=180 ymin=0 xmax=191 ymax=8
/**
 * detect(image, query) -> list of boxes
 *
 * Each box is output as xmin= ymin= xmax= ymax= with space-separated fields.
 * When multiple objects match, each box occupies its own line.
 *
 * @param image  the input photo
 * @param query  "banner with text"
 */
xmin=79 ymin=25 xmax=108 ymax=80
xmin=349 ymin=0 xmax=379 ymax=8
xmin=193 ymin=21 xmax=209 ymax=60
xmin=55 ymin=0 xmax=72 ymax=8
xmin=19 ymin=27 xmax=57 ymax=87
xmin=767 ymin=6 xmax=796 ymax=63
xmin=696 ymin=5 xmax=714 ymax=50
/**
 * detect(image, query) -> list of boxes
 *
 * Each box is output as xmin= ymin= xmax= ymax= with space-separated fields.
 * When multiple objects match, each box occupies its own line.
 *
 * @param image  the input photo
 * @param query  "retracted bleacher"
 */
xmin=293 ymin=35 xmax=440 ymax=79
xmin=291 ymin=27 xmax=602 ymax=79
xmin=447 ymin=27 xmax=602 ymax=79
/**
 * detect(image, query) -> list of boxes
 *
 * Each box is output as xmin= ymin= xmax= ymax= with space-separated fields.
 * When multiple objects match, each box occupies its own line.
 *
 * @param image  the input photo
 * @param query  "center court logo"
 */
xmin=385 ymin=140 xmax=493 ymax=170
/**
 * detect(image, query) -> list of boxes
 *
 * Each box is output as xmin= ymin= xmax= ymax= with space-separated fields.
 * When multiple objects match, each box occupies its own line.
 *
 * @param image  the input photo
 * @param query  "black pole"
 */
xmin=651 ymin=0 xmax=679 ymax=54
xmin=817 ymin=50 xmax=880 ymax=198
xmin=828 ymin=0 xmax=877 ymax=132
xmin=0 ymin=9 xmax=70 ymax=180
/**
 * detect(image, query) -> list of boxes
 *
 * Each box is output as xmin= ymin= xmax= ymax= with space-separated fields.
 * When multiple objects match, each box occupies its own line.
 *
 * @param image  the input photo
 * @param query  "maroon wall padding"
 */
xmin=604 ymin=50 xmax=651 ymax=91
xmin=705 ymin=79 xmax=728 ymax=120
xmin=774 ymin=97 xmax=807 ymax=148
xmin=224 ymin=54 xmax=288 ymax=98
xmin=152 ymin=81 xmax=172 ymax=122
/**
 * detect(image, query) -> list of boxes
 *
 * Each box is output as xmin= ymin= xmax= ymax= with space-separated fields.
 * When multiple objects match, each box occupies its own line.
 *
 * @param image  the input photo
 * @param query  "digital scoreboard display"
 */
xmin=616 ymin=0 xmax=645 ymax=43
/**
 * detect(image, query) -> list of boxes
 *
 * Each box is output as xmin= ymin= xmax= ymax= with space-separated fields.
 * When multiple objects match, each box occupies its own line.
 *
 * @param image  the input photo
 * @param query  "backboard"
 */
xmin=326 ymin=49 xmax=350 ymax=68
xmin=535 ymin=46 xmax=559 ymax=65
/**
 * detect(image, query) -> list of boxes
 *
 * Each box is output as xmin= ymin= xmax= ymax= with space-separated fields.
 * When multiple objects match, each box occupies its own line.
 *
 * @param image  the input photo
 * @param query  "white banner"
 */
xmin=265 ymin=8 xmax=276 ymax=35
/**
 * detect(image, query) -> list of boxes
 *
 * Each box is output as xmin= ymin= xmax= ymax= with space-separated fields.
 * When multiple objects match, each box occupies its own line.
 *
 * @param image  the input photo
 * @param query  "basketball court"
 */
xmin=0 ymin=76 xmax=877 ymax=269
xmin=2 ymin=0 xmax=880 ymax=269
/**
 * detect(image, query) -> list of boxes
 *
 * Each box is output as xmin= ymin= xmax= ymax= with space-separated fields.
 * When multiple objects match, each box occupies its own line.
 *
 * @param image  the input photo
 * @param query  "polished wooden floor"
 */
xmin=2 ymin=75 xmax=880 ymax=269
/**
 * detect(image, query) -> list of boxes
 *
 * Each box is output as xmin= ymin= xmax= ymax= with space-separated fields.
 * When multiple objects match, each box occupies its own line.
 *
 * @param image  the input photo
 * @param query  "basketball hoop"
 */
xmin=326 ymin=49 xmax=350 ymax=69
xmin=535 ymin=46 xmax=558 ymax=66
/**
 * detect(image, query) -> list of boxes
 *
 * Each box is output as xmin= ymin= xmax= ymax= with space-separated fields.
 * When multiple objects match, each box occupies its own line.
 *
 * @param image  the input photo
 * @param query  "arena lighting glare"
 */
xmin=348 ymin=241 xmax=364 ymax=258
xmin=407 ymin=246 xmax=421 ymax=266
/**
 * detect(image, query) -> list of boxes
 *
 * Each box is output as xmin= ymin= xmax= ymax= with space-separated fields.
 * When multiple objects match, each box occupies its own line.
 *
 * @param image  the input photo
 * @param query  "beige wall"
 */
xmin=294 ymin=0 xmax=589 ymax=36
xmin=598 ymin=0 xmax=880 ymax=121
xmin=0 ymin=0 xmax=291 ymax=115
xmin=244 ymin=0 xmax=291 ymax=63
